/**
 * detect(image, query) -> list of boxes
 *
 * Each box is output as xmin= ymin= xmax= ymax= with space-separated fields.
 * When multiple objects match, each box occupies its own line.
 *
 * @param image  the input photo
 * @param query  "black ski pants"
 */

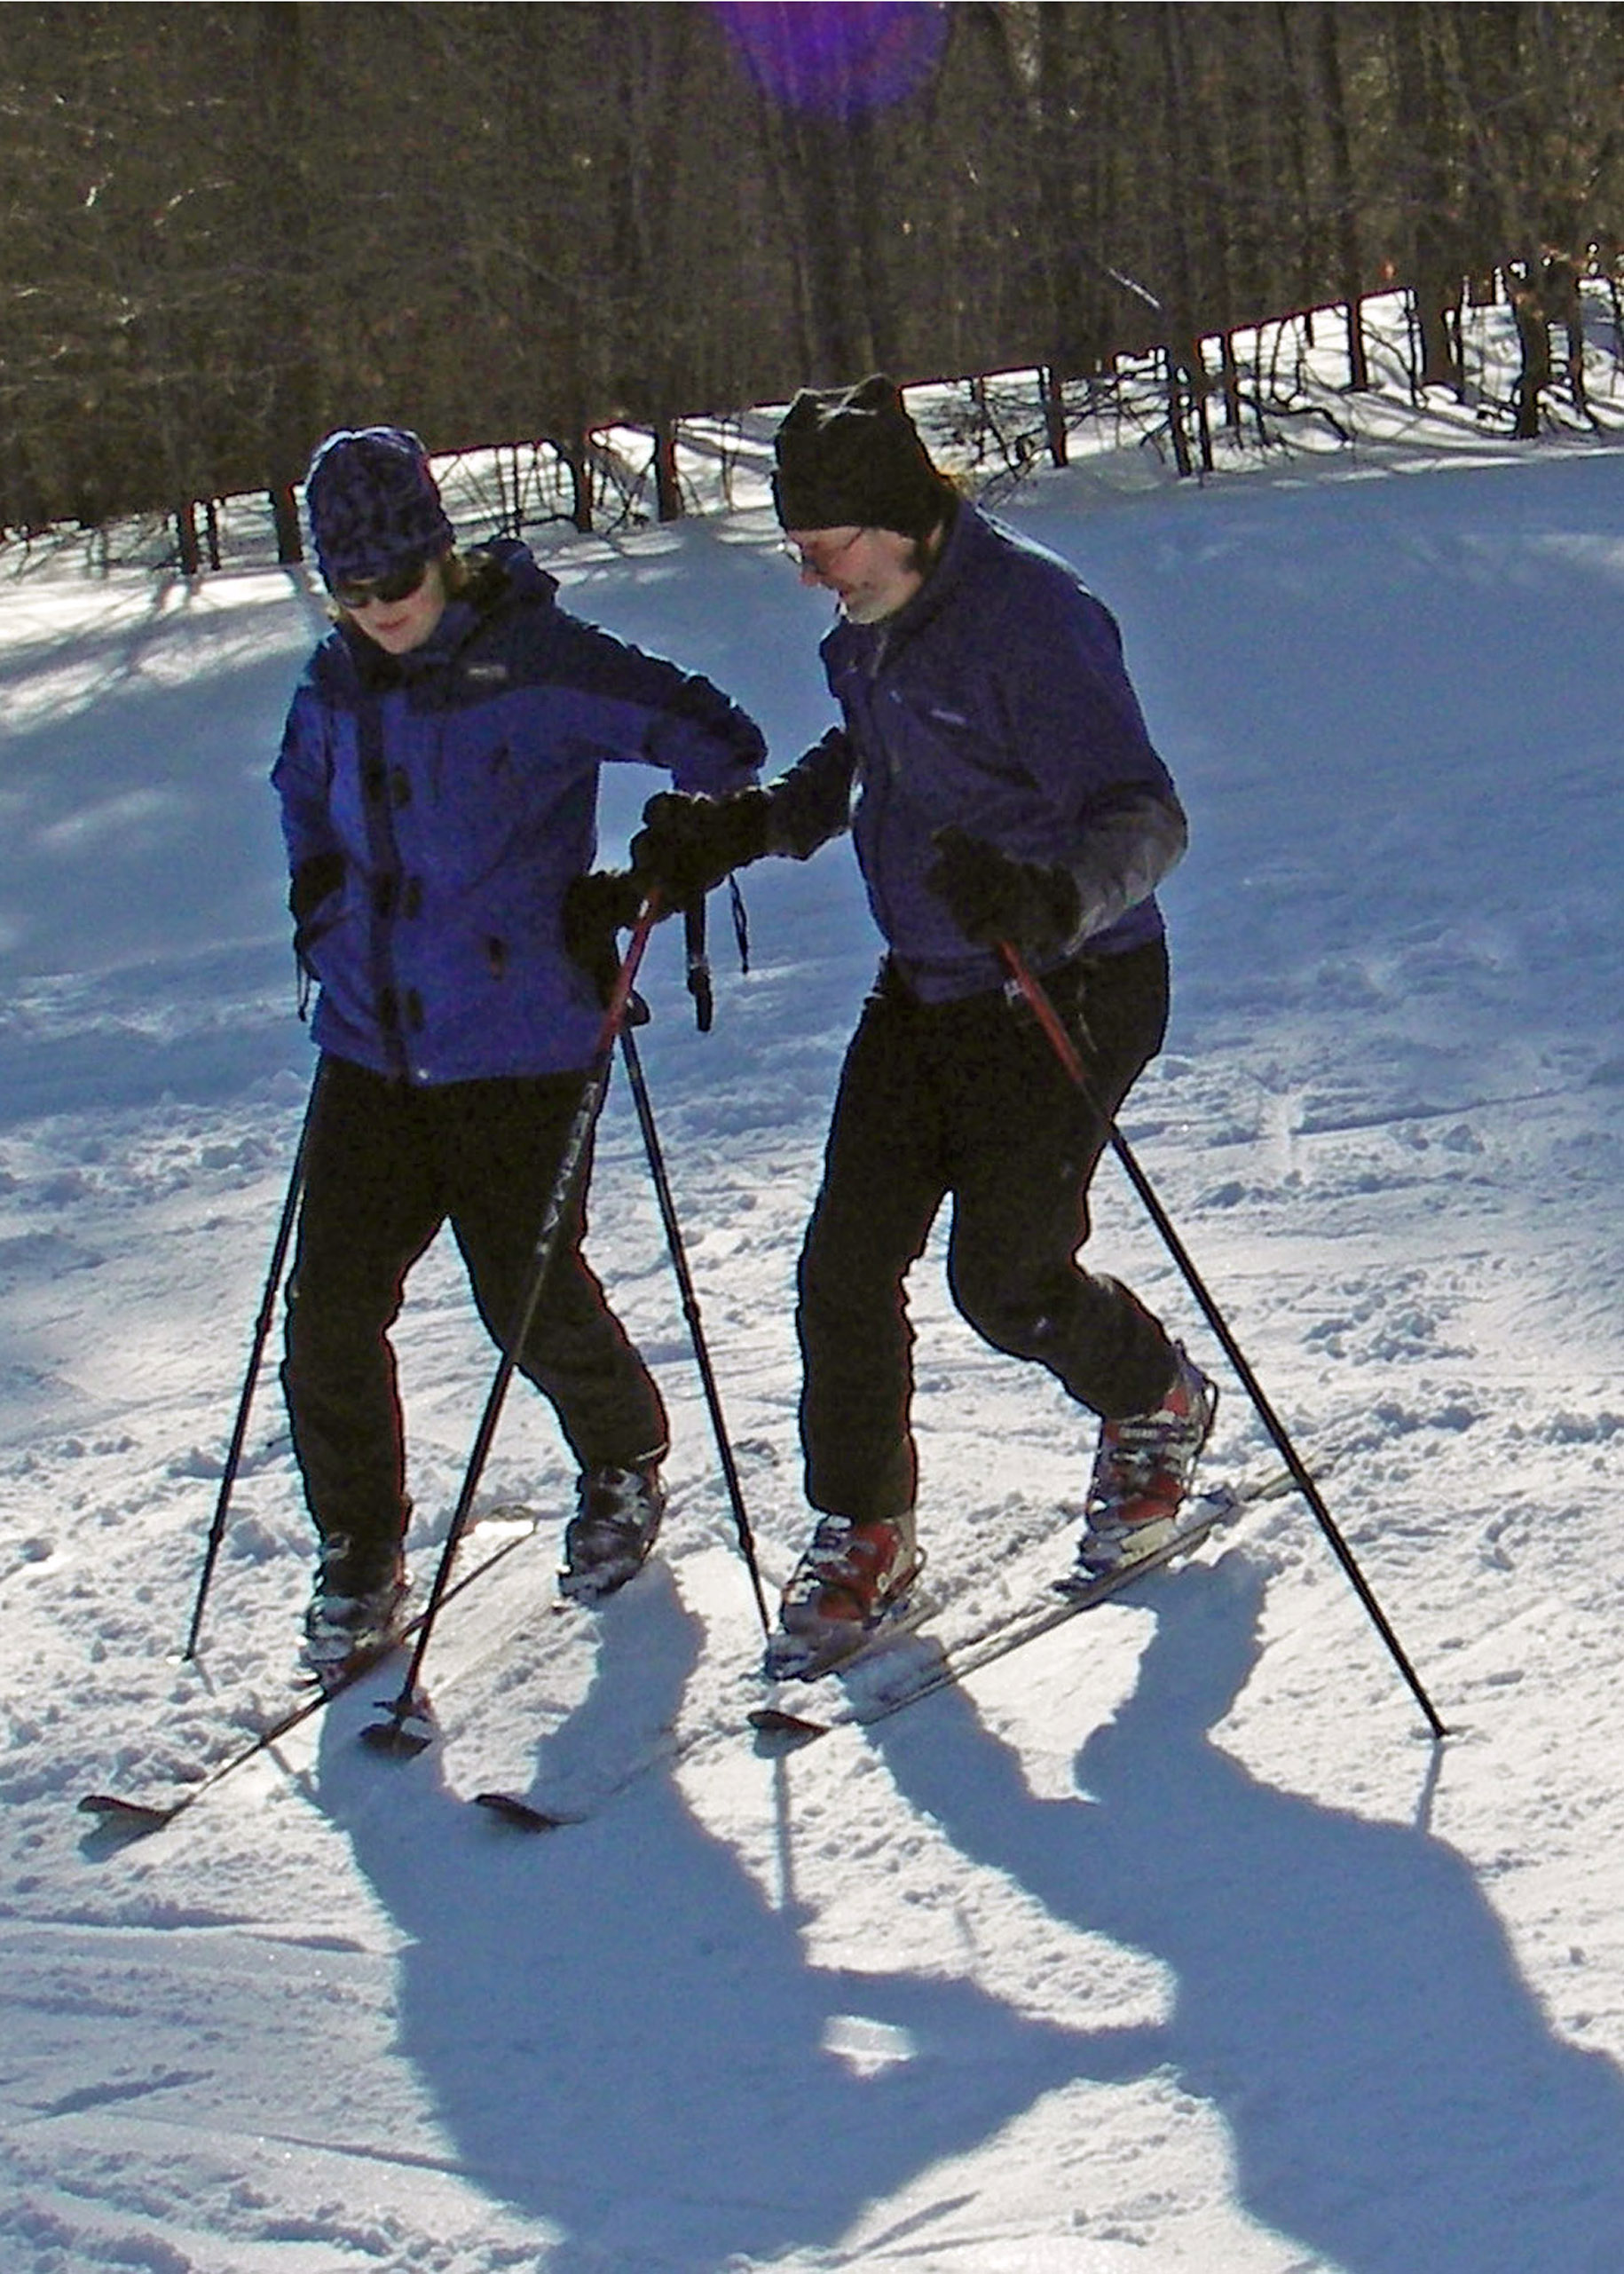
xmin=797 ymin=942 xmax=1177 ymax=1525
xmin=281 ymin=1054 xmax=666 ymax=1551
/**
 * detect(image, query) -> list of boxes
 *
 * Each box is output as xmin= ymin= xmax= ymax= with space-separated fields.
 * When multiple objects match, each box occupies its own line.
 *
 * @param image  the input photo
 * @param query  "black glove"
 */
xmin=562 ymin=867 xmax=646 ymax=1003
xmin=289 ymin=851 xmax=345 ymax=959
xmin=926 ymin=825 xmax=1080 ymax=958
xmin=630 ymin=788 xmax=773 ymax=912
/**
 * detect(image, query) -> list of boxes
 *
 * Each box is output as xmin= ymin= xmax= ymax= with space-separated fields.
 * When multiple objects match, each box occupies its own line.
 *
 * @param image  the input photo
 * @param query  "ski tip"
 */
xmin=472 ymin=1789 xmax=577 ymax=1831
xmin=747 ymin=1705 xmax=830 ymax=1750
xmin=78 ymin=1793 xmax=175 ymax=1837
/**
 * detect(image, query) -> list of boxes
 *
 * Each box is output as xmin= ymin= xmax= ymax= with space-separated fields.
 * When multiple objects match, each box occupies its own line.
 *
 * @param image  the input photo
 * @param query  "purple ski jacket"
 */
xmin=764 ymin=504 xmax=1185 ymax=1002
xmin=274 ymin=539 xmax=764 ymax=1082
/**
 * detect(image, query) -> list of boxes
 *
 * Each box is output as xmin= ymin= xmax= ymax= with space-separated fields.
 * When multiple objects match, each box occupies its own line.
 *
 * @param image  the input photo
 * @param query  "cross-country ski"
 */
xmin=76 ymin=1512 xmax=539 ymax=1838
xmin=748 ymin=1473 xmax=1293 ymax=1749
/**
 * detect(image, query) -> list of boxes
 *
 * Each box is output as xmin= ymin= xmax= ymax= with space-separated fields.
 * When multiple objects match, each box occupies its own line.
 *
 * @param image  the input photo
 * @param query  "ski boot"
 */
xmin=765 ymin=1511 xmax=924 ymax=1682
xmin=559 ymin=1458 xmax=666 ymax=1603
xmin=1061 ymin=1346 xmax=1218 ymax=1592
xmin=303 ymin=1531 xmax=410 ymax=1685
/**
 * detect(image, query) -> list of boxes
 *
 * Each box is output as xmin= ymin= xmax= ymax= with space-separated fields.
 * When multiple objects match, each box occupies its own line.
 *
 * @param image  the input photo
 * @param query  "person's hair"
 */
xmin=902 ymin=494 xmax=960 ymax=578
xmin=442 ymin=549 xmax=480 ymax=599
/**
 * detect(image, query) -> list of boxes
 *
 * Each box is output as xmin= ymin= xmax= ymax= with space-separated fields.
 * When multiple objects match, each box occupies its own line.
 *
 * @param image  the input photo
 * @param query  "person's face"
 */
xmin=783 ymin=524 xmax=929 ymax=624
xmin=335 ymin=554 xmax=448 ymax=653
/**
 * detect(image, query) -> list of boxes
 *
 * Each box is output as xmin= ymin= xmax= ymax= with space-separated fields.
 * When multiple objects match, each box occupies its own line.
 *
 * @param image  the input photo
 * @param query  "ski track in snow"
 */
xmin=3 ymin=308 xmax=1624 ymax=2270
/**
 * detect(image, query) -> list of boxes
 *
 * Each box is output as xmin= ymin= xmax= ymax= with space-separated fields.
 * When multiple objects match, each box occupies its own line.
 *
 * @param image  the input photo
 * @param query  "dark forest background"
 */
xmin=4 ymin=1 xmax=1623 ymax=552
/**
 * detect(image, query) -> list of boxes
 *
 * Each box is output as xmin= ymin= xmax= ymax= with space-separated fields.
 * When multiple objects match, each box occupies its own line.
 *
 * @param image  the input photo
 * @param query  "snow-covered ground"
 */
xmin=4 ymin=302 xmax=1624 ymax=2271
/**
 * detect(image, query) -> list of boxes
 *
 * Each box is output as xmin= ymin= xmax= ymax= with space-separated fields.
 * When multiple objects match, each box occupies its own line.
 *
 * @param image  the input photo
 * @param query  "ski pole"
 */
xmin=183 ymin=1062 xmax=324 ymax=1661
xmin=619 ymin=1023 xmax=771 ymax=1635
xmin=998 ymin=943 xmax=1447 ymax=1741
xmin=365 ymin=901 xmax=662 ymax=1753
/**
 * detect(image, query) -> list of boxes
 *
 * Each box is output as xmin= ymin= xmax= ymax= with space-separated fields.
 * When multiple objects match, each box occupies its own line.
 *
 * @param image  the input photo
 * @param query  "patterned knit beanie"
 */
xmin=771 ymin=375 xmax=952 ymax=537
xmin=304 ymin=427 xmax=454 ymax=588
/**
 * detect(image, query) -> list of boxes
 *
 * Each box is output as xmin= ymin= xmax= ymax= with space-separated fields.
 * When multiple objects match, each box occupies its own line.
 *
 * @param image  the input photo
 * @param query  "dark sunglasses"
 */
xmin=333 ymin=557 xmax=430 ymax=611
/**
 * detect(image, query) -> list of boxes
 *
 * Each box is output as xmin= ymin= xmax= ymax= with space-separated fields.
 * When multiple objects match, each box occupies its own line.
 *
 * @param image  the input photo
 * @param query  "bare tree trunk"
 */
xmin=268 ymin=484 xmax=303 ymax=564
xmin=1039 ymin=365 xmax=1068 ymax=470
xmin=651 ymin=419 xmax=682 ymax=522
xmin=175 ymin=501 xmax=201 ymax=576
xmin=1511 ymin=253 xmax=1587 ymax=435
xmin=1510 ymin=272 xmax=1551 ymax=437
xmin=252 ymin=1 xmax=317 ymax=564
xmin=1155 ymin=5 xmax=1211 ymax=475
xmin=1318 ymin=4 xmax=1370 ymax=389
xmin=555 ymin=432 xmax=594 ymax=534
xmin=1390 ymin=4 xmax=1463 ymax=396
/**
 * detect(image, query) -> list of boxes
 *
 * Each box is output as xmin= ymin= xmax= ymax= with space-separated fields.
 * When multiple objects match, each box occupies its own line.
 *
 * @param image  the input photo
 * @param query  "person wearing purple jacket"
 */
xmin=273 ymin=426 xmax=764 ymax=1678
xmin=629 ymin=376 xmax=1216 ymax=1679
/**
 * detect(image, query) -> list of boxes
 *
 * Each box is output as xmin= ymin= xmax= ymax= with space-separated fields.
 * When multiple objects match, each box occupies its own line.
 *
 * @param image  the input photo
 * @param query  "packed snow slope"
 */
xmin=3 ymin=340 xmax=1624 ymax=2271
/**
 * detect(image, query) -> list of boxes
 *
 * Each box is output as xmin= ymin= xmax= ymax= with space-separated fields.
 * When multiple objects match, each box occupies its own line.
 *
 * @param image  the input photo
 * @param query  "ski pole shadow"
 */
xmin=865 ymin=1549 xmax=1624 ymax=2274
xmin=315 ymin=1557 xmax=1147 ymax=2273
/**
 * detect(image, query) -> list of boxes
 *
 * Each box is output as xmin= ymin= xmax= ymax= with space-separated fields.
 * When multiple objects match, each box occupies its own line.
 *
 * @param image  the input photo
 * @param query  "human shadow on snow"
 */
xmin=316 ymin=1561 xmax=1153 ymax=2273
xmin=868 ymin=1550 xmax=1624 ymax=2274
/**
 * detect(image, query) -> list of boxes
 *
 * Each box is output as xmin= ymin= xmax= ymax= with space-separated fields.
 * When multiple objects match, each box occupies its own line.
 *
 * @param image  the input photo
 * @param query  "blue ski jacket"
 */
xmin=274 ymin=539 xmax=765 ymax=1082
xmin=763 ymin=505 xmax=1186 ymax=1002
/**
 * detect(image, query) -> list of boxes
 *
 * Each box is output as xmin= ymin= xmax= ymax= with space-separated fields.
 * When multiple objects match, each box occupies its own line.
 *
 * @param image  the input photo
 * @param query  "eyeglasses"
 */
xmin=333 ymin=557 xmax=430 ymax=612
xmin=779 ymin=527 xmax=867 ymax=576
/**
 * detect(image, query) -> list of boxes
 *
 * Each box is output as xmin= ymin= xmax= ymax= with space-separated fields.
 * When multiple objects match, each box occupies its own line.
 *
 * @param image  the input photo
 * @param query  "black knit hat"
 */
xmin=304 ymin=426 xmax=455 ymax=588
xmin=771 ymin=375 xmax=952 ymax=537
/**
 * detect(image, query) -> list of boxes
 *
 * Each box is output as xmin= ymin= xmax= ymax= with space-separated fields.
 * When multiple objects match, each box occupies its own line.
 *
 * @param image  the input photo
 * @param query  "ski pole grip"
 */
xmin=998 ymin=943 xmax=1084 ymax=1083
xmin=684 ymin=899 xmax=713 ymax=1032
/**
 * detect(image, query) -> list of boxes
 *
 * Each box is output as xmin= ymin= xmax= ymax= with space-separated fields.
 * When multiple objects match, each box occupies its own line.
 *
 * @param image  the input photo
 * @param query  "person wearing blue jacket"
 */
xmin=274 ymin=426 xmax=764 ymax=1678
xmin=629 ymin=376 xmax=1216 ymax=1679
